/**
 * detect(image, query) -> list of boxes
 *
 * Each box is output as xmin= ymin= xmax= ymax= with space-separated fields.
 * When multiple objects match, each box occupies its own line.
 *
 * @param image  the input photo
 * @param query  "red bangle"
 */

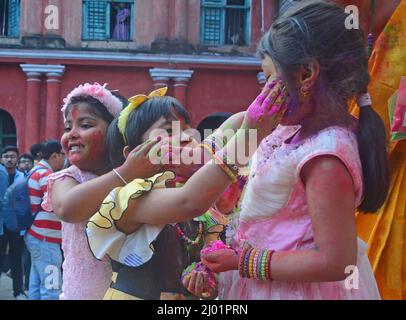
xmin=238 ymin=247 xmax=248 ymax=278
xmin=267 ymin=250 xmax=275 ymax=281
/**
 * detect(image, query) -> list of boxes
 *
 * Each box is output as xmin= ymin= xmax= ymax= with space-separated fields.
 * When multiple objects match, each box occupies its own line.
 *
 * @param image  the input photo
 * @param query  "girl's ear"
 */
xmin=123 ymin=146 xmax=130 ymax=159
xmin=298 ymin=60 xmax=320 ymax=91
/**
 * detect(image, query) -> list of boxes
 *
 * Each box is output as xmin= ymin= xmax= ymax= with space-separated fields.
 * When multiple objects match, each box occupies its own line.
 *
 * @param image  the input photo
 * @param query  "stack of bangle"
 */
xmin=238 ymin=247 xmax=275 ymax=281
xmin=208 ymin=135 xmax=224 ymax=151
xmin=212 ymin=151 xmax=238 ymax=183
xmin=198 ymin=143 xmax=214 ymax=157
xmin=198 ymin=143 xmax=238 ymax=183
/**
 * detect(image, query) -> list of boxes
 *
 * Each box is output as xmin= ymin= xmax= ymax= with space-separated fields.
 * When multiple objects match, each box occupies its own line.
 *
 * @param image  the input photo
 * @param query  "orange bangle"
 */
xmin=197 ymin=143 xmax=214 ymax=156
xmin=248 ymin=249 xmax=256 ymax=278
xmin=212 ymin=153 xmax=238 ymax=183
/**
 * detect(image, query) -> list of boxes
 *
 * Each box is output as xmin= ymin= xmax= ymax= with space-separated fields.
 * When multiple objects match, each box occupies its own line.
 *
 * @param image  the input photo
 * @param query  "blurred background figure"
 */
xmin=17 ymin=154 xmax=34 ymax=177
xmin=112 ymin=2 xmax=130 ymax=41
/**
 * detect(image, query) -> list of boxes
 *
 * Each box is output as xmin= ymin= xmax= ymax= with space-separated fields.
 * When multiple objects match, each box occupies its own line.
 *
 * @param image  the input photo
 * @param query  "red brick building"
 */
xmin=0 ymin=0 xmax=285 ymax=152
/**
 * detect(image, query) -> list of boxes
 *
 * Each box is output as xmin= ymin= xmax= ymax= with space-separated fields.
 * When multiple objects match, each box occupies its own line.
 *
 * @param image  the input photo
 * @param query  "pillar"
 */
xmin=20 ymin=64 xmax=66 ymax=150
xmin=20 ymin=65 xmax=42 ymax=152
xmin=149 ymin=68 xmax=194 ymax=106
xmin=45 ymin=65 xmax=65 ymax=140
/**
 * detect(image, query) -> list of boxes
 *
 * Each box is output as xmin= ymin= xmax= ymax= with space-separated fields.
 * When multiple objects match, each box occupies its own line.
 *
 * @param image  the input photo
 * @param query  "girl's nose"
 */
xmin=67 ymin=126 xmax=80 ymax=139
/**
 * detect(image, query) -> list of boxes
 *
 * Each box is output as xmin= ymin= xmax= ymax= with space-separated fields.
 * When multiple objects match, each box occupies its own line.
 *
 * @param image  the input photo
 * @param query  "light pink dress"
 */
xmin=42 ymin=165 xmax=112 ymax=300
xmin=219 ymin=125 xmax=381 ymax=300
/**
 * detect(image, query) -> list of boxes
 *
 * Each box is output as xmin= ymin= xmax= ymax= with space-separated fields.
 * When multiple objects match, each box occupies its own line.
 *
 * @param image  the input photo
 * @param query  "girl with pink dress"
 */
xmin=106 ymin=0 xmax=388 ymax=300
xmin=42 ymin=83 xmax=164 ymax=299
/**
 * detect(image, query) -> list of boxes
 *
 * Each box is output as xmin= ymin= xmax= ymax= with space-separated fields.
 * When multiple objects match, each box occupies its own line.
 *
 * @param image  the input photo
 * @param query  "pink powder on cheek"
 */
xmin=85 ymin=130 xmax=107 ymax=161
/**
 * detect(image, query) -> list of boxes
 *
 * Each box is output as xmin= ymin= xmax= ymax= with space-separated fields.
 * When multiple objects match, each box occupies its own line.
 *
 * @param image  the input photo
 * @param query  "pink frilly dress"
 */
xmin=219 ymin=125 xmax=381 ymax=300
xmin=42 ymin=165 xmax=112 ymax=300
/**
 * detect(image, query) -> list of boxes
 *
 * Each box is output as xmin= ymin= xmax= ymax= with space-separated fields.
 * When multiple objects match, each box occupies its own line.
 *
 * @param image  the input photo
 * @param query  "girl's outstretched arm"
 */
xmin=52 ymin=139 xmax=162 ymax=223
xmin=117 ymin=130 xmax=247 ymax=229
xmin=52 ymin=172 xmax=130 ymax=223
xmin=116 ymin=80 xmax=287 ymax=231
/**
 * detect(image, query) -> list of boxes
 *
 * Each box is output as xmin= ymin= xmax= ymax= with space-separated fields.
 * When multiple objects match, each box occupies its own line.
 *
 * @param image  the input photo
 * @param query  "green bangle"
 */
xmin=260 ymin=251 xmax=268 ymax=281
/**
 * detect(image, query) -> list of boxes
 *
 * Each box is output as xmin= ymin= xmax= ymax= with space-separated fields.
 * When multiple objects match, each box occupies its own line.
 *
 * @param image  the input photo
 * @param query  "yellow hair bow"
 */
xmin=117 ymin=87 xmax=168 ymax=144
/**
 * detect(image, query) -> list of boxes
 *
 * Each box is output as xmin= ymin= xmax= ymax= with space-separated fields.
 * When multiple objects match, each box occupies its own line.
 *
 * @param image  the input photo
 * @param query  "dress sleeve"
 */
xmin=41 ymin=167 xmax=81 ymax=212
xmin=294 ymin=128 xmax=363 ymax=207
xmin=86 ymin=171 xmax=175 ymax=267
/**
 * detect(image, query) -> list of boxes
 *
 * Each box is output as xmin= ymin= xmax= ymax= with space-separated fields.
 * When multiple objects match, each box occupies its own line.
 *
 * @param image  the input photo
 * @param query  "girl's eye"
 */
xmin=63 ymin=127 xmax=71 ymax=133
xmin=81 ymin=124 xmax=92 ymax=129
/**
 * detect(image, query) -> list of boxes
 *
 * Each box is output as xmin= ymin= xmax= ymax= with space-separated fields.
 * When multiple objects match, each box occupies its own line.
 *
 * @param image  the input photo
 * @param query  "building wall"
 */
xmin=0 ymin=0 xmax=279 ymax=152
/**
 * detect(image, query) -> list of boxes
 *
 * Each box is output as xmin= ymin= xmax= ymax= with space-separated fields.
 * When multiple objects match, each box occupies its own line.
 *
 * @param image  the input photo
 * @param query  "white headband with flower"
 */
xmin=61 ymin=82 xmax=122 ymax=119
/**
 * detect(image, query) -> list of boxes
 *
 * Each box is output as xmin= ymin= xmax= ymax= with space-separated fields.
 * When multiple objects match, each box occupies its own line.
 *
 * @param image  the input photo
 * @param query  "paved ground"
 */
xmin=0 ymin=274 xmax=14 ymax=300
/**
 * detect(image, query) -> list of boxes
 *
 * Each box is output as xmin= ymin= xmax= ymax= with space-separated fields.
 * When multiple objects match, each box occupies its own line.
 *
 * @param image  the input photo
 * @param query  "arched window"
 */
xmin=0 ymin=109 xmax=17 ymax=150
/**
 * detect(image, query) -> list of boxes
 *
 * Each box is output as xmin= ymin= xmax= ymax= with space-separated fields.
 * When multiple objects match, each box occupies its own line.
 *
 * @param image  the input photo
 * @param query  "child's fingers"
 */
xmin=187 ymin=271 xmax=197 ymax=294
xmin=194 ymin=272 xmax=205 ymax=297
xmin=130 ymin=139 xmax=149 ymax=156
xmin=139 ymin=137 xmax=161 ymax=156
xmin=261 ymin=81 xmax=284 ymax=109
xmin=182 ymin=273 xmax=191 ymax=289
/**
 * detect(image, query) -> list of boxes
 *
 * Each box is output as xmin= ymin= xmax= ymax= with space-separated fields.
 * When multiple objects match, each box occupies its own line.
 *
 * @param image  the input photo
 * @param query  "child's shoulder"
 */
xmin=306 ymin=125 xmax=358 ymax=154
xmin=50 ymin=165 xmax=98 ymax=184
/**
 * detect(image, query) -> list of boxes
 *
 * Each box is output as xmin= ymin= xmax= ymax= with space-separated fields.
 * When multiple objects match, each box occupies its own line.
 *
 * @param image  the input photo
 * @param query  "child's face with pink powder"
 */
xmin=261 ymin=53 xmax=315 ymax=126
xmin=61 ymin=103 xmax=110 ymax=173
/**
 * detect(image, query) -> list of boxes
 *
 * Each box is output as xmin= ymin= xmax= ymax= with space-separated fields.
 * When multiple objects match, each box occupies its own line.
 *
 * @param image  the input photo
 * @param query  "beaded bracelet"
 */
xmin=243 ymin=248 xmax=253 ymax=278
xmin=253 ymin=250 xmax=260 ymax=280
xmin=256 ymin=250 xmax=263 ymax=280
xmin=267 ymin=250 xmax=276 ymax=281
xmin=258 ymin=250 xmax=266 ymax=280
xmin=212 ymin=152 xmax=238 ymax=183
xmin=260 ymin=251 xmax=268 ymax=280
xmin=239 ymin=247 xmax=249 ymax=278
xmin=248 ymin=249 xmax=257 ymax=278
xmin=198 ymin=143 xmax=214 ymax=157
xmin=216 ymin=150 xmax=239 ymax=176
xmin=203 ymin=136 xmax=222 ymax=153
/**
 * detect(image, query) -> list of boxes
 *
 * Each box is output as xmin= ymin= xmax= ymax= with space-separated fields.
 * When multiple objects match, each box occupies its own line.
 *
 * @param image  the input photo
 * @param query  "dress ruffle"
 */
xmin=86 ymin=171 xmax=175 ymax=267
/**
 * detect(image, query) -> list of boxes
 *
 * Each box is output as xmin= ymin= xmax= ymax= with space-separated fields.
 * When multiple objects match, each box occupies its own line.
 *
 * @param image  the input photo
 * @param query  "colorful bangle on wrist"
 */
xmin=203 ymin=136 xmax=221 ymax=154
xmin=198 ymin=143 xmax=215 ymax=156
xmin=212 ymin=152 xmax=238 ymax=183
xmin=239 ymin=247 xmax=248 ymax=278
xmin=260 ymin=251 xmax=268 ymax=281
xmin=113 ymin=168 xmax=128 ymax=185
xmin=244 ymin=248 xmax=253 ymax=278
xmin=249 ymin=249 xmax=257 ymax=279
xmin=258 ymin=250 xmax=265 ymax=280
xmin=267 ymin=250 xmax=276 ymax=281
xmin=253 ymin=250 xmax=260 ymax=280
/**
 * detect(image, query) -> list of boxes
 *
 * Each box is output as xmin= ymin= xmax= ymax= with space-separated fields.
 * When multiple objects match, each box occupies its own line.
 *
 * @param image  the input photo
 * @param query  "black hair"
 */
xmin=18 ymin=153 xmax=34 ymax=164
xmin=258 ymin=0 xmax=389 ymax=212
xmin=29 ymin=143 xmax=43 ymax=160
xmin=196 ymin=112 xmax=233 ymax=140
xmin=108 ymin=96 xmax=190 ymax=168
xmin=41 ymin=140 xmax=62 ymax=160
xmin=1 ymin=146 xmax=19 ymax=157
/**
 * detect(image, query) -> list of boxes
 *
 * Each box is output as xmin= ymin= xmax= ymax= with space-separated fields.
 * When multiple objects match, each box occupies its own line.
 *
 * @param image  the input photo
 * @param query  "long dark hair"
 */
xmin=107 ymin=96 xmax=191 ymax=168
xmin=258 ymin=0 xmax=389 ymax=213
